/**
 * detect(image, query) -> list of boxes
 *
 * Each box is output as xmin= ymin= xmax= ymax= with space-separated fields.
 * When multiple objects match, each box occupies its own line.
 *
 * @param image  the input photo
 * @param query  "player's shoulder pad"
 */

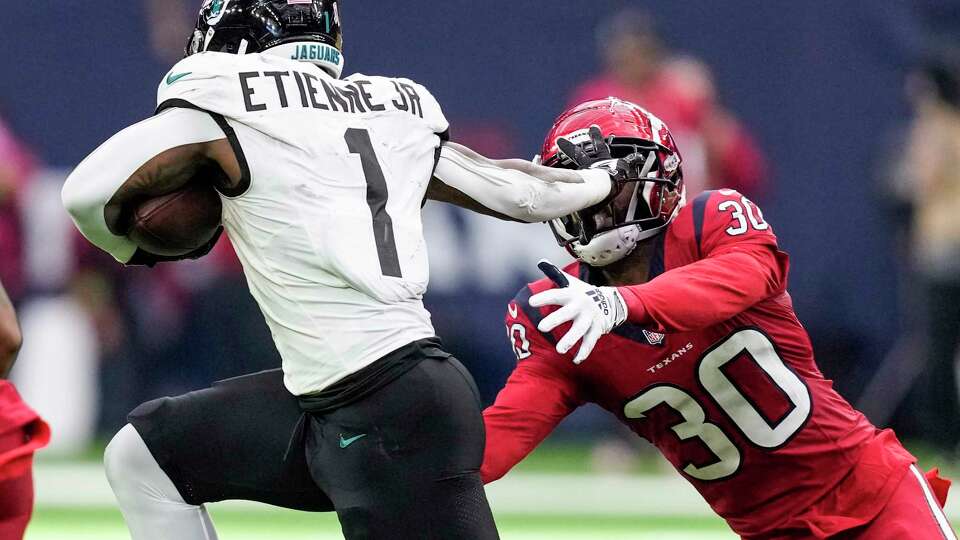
xmin=505 ymin=261 xmax=580 ymax=345
xmin=389 ymin=76 xmax=449 ymax=137
xmin=674 ymin=188 xmax=775 ymax=258
xmin=157 ymin=52 xmax=257 ymax=115
xmin=505 ymin=284 xmax=556 ymax=362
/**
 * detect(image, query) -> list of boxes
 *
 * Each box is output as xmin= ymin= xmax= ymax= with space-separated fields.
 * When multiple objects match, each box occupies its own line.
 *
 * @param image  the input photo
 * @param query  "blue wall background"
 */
xmin=3 ymin=1 xmax=956 ymax=405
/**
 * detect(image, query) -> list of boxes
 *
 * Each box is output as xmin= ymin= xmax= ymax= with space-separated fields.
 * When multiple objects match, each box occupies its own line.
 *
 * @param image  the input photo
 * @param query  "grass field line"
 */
xmin=33 ymin=462 xmax=960 ymax=519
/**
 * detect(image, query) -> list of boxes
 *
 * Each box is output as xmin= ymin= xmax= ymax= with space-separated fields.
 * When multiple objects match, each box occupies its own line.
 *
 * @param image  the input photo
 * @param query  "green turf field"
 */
xmin=25 ymin=440 xmax=960 ymax=539
xmin=26 ymin=441 xmax=738 ymax=539
xmin=26 ymin=507 xmax=735 ymax=539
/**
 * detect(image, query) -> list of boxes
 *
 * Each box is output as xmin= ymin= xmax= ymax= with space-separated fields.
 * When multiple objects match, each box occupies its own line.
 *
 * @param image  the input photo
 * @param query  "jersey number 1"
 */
xmin=345 ymin=128 xmax=402 ymax=278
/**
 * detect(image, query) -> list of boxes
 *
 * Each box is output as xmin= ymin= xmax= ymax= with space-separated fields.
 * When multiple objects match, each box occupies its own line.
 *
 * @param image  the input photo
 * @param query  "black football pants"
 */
xmin=304 ymin=356 xmax=497 ymax=539
xmin=129 ymin=358 xmax=498 ymax=539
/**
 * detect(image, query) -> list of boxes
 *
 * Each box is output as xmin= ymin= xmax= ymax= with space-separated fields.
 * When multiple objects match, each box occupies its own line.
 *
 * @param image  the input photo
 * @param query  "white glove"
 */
xmin=528 ymin=260 xmax=628 ymax=364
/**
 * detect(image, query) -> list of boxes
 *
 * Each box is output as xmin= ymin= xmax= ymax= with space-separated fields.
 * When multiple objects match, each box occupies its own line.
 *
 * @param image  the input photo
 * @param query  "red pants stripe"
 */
xmin=837 ymin=465 xmax=957 ymax=539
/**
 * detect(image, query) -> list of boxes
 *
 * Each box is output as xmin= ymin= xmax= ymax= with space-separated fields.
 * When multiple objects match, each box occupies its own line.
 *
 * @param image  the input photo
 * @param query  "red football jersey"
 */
xmin=0 ymin=381 xmax=49 ymax=482
xmin=483 ymin=189 xmax=916 ymax=538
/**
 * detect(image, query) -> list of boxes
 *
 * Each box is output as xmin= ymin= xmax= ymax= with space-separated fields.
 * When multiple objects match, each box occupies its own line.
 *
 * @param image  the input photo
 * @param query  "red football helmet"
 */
xmin=540 ymin=97 xmax=685 ymax=266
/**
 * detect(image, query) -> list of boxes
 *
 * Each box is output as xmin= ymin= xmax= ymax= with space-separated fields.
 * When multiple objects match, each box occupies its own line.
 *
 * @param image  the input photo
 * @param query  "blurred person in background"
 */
xmin=0 ymin=111 xmax=50 ymax=537
xmin=0 ymin=111 xmax=37 ymax=306
xmin=570 ymin=8 xmax=767 ymax=200
xmin=71 ymin=230 xmax=279 ymax=437
xmin=146 ymin=0 xmax=193 ymax=65
xmin=0 ymin=278 xmax=50 ymax=540
xmin=900 ymin=44 xmax=960 ymax=453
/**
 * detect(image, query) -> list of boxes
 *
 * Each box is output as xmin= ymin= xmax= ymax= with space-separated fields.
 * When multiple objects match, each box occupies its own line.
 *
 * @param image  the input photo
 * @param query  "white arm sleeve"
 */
xmin=433 ymin=144 xmax=611 ymax=223
xmin=61 ymin=108 xmax=225 ymax=263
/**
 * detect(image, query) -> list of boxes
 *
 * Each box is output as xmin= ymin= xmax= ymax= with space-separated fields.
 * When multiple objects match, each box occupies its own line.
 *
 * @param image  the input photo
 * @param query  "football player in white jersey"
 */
xmin=61 ymin=1 xmax=648 ymax=539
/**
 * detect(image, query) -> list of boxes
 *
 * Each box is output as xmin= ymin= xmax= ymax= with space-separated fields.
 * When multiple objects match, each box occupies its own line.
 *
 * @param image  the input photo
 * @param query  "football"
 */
xmin=128 ymin=183 xmax=222 ymax=257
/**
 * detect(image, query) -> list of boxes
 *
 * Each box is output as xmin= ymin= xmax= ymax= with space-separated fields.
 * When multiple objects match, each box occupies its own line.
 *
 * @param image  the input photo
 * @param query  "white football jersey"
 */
xmin=157 ymin=52 xmax=448 ymax=396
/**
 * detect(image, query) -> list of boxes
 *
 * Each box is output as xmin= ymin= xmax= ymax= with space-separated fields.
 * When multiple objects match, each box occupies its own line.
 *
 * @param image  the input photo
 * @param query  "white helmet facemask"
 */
xmin=565 ymin=213 xmax=678 ymax=267
xmin=568 ymin=225 xmax=642 ymax=267
xmin=549 ymin=177 xmax=685 ymax=268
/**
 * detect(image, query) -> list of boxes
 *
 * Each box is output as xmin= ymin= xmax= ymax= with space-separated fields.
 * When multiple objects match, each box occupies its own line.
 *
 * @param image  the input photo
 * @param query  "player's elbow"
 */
xmin=61 ymin=170 xmax=114 ymax=237
xmin=480 ymin=445 xmax=515 ymax=484
xmin=754 ymin=247 xmax=789 ymax=293
xmin=480 ymin=459 xmax=508 ymax=484
xmin=61 ymin=171 xmax=90 ymax=221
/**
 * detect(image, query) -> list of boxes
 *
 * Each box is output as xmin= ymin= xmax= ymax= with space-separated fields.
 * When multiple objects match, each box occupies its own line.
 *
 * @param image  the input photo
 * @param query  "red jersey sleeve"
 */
xmin=618 ymin=189 xmax=789 ymax=332
xmin=481 ymin=289 xmax=583 ymax=483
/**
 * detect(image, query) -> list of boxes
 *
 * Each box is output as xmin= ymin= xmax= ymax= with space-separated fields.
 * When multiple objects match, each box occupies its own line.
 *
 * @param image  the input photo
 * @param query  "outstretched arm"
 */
xmin=618 ymin=243 xmax=787 ymax=332
xmin=0 ymin=280 xmax=21 ymax=378
xmin=482 ymin=297 xmax=583 ymax=482
xmin=482 ymin=360 xmax=580 ymax=482
xmin=427 ymin=141 xmax=613 ymax=223
xmin=618 ymin=191 xmax=787 ymax=332
xmin=530 ymin=191 xmax=787 ymax=362
xmin=61 ymin=108 xmax=236 ymax=264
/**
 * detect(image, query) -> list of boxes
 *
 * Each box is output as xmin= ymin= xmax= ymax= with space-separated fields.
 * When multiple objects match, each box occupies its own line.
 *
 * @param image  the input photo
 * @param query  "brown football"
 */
xmin=128 ymin=183 xmax=222 ymax=257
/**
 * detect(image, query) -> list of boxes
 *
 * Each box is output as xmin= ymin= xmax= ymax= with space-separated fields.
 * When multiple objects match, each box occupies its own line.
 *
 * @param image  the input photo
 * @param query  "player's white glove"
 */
xmin=529 ymin=260 xmax=628 ymax=364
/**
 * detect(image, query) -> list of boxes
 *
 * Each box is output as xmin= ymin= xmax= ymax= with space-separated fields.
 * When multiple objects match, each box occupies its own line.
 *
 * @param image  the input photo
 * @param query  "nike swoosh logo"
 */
xmin=166 ymin=72 xmax=192 ymax=85
xmin=507 ymin=303 xmax=519 ymax=319
xmin=339 ymin=433 xmax=367 ymax=449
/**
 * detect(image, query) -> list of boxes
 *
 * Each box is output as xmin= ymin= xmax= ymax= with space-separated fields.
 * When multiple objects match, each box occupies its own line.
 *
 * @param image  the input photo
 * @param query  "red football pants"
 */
xmin=0 ymin=427 xmax=33 ymax=540
xmin=836 ymin=465 xmax=956 ymax=539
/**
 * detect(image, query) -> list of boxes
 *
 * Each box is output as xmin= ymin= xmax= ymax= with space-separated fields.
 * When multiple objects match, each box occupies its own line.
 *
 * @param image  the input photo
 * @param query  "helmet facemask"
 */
xmin=547 ymin=137 xmax=685 ymax=266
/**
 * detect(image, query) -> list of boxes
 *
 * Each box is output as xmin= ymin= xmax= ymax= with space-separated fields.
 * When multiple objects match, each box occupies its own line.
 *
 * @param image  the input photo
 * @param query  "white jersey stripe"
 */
xmin=910 ymin=464 xmax=957 ymax=540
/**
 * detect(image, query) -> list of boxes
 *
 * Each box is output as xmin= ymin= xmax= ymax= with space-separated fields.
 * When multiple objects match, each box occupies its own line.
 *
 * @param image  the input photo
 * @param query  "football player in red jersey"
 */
xmin=481 ymin=98 xmax=957 ymax=539
xmin=0 ymin=278 xmax=49 ymax=539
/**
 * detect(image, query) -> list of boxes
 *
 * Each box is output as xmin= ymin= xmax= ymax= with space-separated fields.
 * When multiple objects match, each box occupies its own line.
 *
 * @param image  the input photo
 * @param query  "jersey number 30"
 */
xmin=623 ymin=329 xmax=812 ymax=481
xmin=719 ymin=194 xmax=768 ymax=236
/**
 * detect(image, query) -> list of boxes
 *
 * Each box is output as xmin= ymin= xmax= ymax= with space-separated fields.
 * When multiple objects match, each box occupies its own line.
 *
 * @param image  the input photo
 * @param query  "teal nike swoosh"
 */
xmin=166 ymin=72 xmax=192 ymax=85
xmin=339 ymin=433 xmax=367 ymax=449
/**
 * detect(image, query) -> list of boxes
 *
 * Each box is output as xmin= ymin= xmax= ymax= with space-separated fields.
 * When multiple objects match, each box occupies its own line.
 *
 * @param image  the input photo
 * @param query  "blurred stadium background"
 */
xmin=2 ymin=0 xmax=960 ymax=537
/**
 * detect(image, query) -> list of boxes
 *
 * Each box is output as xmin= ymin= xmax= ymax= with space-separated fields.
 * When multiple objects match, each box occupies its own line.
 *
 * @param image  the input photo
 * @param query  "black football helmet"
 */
xmin=186 ymin=0 xmax=344 ymax=78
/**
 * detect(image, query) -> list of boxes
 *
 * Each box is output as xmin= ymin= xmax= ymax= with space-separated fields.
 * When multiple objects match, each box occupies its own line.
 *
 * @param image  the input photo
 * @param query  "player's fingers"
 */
xmin=587 ymin=126 xmax=607 ymax=155
xmin=556 ymin=314 xmax=591 ymax=355
xmin=573 ymin=327 xmax=602 ymax=365
xmin=538 ymin=304 xmax=576 ymax=333
xmin=557 ymin=137 xmax=588 ymax=168
xmin=529 ymin=288 xmax=568 ymax=308
xmin=537 ymin=260 xmax=570 ymax=288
